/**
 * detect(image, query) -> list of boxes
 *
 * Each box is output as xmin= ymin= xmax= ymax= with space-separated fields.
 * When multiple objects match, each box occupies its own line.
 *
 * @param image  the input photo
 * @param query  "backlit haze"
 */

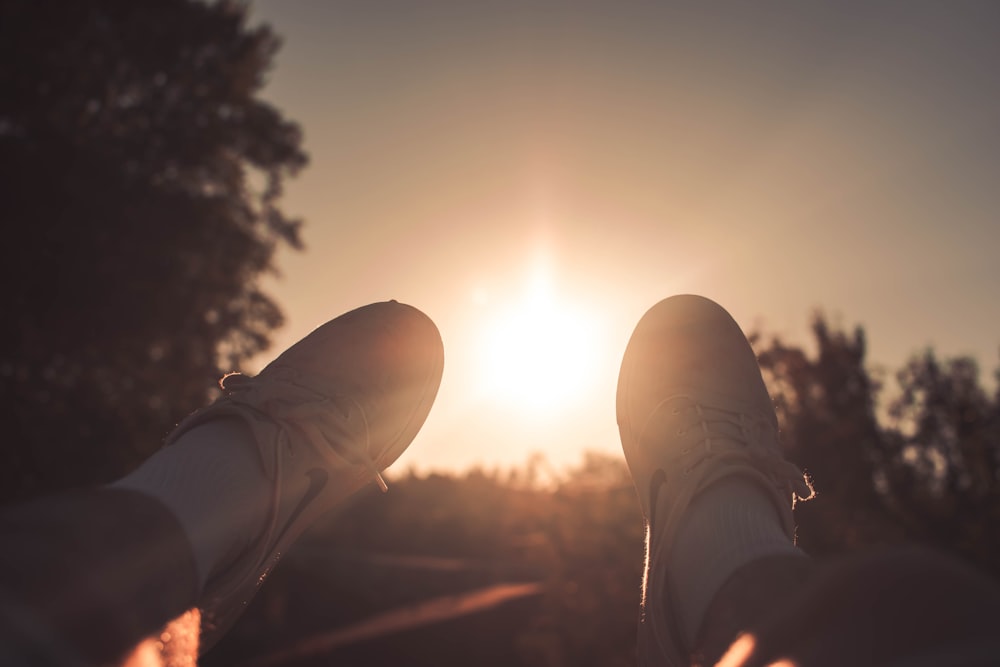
xmin=248 ymin=1 xmax=1000 ymax=476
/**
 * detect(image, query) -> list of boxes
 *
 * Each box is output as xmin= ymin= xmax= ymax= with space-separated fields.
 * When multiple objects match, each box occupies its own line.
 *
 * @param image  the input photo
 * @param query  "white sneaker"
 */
xmin=166 ymin=300 xmax=444 ymax=649
xmin=617 ymin=295 xmax=812 ymax=666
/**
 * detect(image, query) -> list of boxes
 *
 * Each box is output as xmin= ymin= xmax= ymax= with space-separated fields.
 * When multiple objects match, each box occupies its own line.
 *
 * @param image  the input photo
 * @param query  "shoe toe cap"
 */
xmin=617 ymin=295 xmax=774 ymax=431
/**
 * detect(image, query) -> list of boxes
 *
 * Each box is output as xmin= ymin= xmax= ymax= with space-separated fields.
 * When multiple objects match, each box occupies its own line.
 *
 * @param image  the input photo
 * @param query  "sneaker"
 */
xmin=616 ymin=295 xmax=812 ymax=666
xmin=165 ymin=300 xmax=444 ymax=650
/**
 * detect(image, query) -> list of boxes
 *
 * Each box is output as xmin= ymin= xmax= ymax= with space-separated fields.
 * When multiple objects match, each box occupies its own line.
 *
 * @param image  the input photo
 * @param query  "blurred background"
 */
xmin=2 ymin=1 xmax=998 ymax=665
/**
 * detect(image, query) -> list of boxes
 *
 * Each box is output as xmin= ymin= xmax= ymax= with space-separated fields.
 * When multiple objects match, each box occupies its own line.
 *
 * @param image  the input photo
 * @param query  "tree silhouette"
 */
xmin=756 ymin=317 xmax=1000 ymax=575
xmin=0 ymin=0 xmax=306 ymax=502
xmin=755 ymin=319 xmax=903 ymax=554
xmin=882 ymin=352 xmax=1000 ymax=575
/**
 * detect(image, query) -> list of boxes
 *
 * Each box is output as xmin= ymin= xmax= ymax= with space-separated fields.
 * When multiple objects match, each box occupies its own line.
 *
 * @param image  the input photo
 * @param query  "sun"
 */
xmin=476 ymin=268 xmax=602 ymax=414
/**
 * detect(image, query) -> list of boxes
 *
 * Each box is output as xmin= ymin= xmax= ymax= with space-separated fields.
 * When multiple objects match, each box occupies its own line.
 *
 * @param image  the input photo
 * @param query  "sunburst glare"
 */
xmin=476 ymin=261 xmax=603 ymax=415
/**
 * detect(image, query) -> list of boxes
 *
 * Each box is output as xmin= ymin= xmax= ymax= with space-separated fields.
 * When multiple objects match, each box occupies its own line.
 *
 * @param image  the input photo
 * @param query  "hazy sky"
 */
xmin=247 ymin=0 xmax=999 ymax=475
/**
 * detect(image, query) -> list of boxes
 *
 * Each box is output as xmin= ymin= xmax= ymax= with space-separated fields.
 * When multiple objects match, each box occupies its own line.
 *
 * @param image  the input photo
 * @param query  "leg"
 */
xmin=0 ymin=488 xmax=198 ymax=666
xmin=0 ymin=300 xmax=443 ymax=665
xmin=704 ymin=547 xmax=1000 ymax=667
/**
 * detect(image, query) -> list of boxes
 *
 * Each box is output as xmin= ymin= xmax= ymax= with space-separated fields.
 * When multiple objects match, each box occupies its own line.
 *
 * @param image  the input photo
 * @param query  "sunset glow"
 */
xmin=476 ymin=265 xmax=603 ymax=414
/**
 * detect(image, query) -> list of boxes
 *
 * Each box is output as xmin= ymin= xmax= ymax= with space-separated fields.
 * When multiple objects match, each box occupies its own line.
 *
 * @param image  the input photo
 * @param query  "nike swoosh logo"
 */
xmin=267 ymin=467 xmax=329 ymax=569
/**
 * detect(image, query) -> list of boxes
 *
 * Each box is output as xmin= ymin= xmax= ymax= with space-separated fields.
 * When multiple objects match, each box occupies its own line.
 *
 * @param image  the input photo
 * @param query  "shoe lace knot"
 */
xmin=220 ymin=369 xmax=388 ymax=492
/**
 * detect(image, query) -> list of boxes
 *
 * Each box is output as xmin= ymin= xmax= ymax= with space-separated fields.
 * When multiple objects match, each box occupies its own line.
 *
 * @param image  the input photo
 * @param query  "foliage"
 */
xmin=756 ymin=317 xmax=1000 ymax=575
xmin=0 ymin=0 xmax=306 ymax=501
xmin=881 ymin=352 xmax=1000 ymax=573
xmin=755 ymin=320 xmax=904 ymax=552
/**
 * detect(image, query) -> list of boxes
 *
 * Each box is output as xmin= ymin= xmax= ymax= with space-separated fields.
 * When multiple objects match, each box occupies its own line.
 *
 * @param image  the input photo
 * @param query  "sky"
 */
xmin=246 ymin=0 xmax=1000 ymax=476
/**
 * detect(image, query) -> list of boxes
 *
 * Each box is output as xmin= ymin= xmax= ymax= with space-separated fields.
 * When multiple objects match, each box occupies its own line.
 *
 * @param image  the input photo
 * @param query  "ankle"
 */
xmin=663 ymin=476 xmax=802 ymax=647
xmin=112 ymin=418 xmax=270 ymax=590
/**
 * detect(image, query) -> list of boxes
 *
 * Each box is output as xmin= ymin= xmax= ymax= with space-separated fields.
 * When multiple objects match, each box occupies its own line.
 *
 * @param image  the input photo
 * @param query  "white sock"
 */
xmin=662 ymin=476 xmax=803 ymax=646
xmin=112 ymin=418 xmax=270 ymax=591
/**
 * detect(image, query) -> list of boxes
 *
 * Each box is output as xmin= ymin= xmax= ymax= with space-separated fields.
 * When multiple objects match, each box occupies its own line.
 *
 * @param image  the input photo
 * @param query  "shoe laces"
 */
xmin=220 ymin=369 xmax=388 ymax=493
xmin=642 ymin=395 xmax=813 ymax=502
